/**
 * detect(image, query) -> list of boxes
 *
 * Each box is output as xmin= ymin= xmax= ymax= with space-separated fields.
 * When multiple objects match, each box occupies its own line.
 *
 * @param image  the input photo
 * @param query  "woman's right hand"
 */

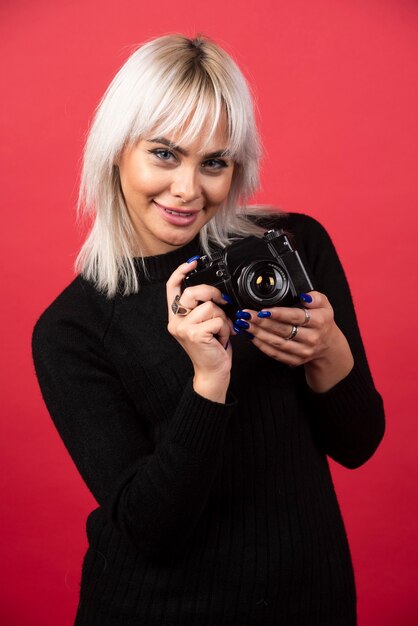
xmin=166 ymin=259 xmax=235 ymax=402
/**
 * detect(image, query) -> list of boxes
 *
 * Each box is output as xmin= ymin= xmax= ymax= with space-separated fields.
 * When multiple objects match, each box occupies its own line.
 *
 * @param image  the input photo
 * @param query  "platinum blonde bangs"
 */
xmin=76 ymin=34 xmax=276 ymax=297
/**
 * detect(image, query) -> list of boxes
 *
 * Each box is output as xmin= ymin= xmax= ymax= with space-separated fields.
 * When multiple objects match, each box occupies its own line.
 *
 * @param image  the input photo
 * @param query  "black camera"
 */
xmin=184 ymin=229 xmax=314 ymax=314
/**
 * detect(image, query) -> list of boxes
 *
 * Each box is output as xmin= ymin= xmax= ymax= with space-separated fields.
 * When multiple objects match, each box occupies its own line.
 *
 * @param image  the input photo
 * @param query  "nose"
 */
xmin=170 ymin=164 xmax=202 ymax=205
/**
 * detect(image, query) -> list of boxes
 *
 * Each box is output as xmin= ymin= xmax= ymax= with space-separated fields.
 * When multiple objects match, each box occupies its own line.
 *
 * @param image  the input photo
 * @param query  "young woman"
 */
xmin=32 ymin=34 xmax=385 ymax=625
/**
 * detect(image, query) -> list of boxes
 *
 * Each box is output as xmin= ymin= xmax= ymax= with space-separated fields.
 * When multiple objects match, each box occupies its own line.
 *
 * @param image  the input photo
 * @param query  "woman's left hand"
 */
xmin=236 ymin=291 xmax=354 ymax=392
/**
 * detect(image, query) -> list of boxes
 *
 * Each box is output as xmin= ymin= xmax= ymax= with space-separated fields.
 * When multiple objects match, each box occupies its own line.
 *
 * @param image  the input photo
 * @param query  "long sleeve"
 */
xmin=287 ymin=213 xmax=385 ymax=468
xmin=33 ymin=226 xmax=366 ymax=625
xmin=32 ymin=278 xmax=237 ymax=562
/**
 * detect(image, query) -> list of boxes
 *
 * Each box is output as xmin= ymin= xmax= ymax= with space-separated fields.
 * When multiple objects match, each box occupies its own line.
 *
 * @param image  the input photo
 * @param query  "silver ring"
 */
xmin=285 ymin=324 xmax=298 ymax=341
xmin=171 ymin=294 xmax=192 ymax=316
xmin=300 ymin=308 xmax=311 ymax=327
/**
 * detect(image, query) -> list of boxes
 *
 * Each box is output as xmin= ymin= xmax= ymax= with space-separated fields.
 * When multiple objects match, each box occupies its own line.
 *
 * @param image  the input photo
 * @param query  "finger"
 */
xmin=295 ymin=292 xmax=334 ymax=329
xmin=253 ymin=292 xmax=331 ymax=327
xmin=183 ymin=316 xmax=232 ymax=348
xmin=166 ymin=259 xmax=199 ymax=318
xmin=234 ymin=311 xmax=292 ymax=337
xmin=183 ymin=300 xmax=229 ymax=325
xmin=250 ymin=306 xmax=311 ymax=328
xmin=179 ymin=284 xmax=232 ymax=309
xmin=298 ymin=291 xmax=330 ymax=310
xmin=229 ymin=318 xmax=239 ymax=336
xmin=212 ymin=318 xmax=232 ymax=348
xmin=249 ymin=323 xmax=309 ymax=346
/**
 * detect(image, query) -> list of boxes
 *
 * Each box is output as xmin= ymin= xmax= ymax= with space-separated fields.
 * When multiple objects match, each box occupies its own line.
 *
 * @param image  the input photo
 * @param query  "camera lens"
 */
xmin=253 ymin=268 xmax=278 ymax=296
xmin=238 ymin=260 xmax=289 ymax=305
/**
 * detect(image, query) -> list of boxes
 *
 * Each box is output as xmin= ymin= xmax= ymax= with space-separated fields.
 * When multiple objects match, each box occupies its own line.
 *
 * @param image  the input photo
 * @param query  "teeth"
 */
xmin=165 ymin=209 xmax=192 ymax=217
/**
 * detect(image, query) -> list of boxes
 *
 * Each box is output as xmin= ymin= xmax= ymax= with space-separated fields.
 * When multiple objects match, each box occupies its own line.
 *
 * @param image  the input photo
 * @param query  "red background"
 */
xmin=1 ymin=1 xmax=417 ymax=624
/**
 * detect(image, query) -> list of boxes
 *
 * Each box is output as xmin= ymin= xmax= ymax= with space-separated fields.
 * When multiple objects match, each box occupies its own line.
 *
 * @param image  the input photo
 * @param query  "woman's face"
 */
xmin=118 ymin=117 xmax=235 ymax=256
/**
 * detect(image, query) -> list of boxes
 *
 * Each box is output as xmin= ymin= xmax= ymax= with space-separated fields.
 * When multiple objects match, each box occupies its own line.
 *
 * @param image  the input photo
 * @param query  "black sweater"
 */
xmin=32 ymin=213 xmax=384 ymax=625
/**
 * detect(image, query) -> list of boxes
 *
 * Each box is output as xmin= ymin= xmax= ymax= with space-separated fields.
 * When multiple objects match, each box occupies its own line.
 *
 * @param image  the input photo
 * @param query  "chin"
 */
xmin=166 ymin=233 xmax=199 ymax=248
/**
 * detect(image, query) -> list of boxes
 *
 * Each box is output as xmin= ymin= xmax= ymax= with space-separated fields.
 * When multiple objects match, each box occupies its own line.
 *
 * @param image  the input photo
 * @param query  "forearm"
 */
xmin=101 ymin=378 xmax=237 ymax=560
xmin=279 ymin=212 xmax=385 ymax=467
xmin=305 ymin=363 xmax=385 ymax=468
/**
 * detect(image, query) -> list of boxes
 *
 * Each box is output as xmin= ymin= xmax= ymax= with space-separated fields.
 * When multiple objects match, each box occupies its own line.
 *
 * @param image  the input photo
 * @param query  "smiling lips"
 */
xmin=153 ymin=200 xmax=202 ymax=226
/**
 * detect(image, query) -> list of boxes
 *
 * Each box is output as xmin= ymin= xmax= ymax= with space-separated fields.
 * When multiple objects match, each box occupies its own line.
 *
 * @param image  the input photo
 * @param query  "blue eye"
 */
xmin=148 ymin=148 xmax=229 ymax=170
xmin=202 ymin=159 xmax=228 ymax=170
xmin=150 ymin=149 xmax=175 ymax=161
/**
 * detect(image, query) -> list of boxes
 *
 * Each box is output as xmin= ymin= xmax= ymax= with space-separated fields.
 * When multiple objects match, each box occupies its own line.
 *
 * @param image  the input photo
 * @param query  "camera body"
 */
xmin=184 ymin=229 xmax=314 ymax=315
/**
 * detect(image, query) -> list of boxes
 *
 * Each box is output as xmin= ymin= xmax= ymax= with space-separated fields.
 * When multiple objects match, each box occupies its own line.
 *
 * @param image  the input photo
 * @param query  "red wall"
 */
xmin=1 ymin=1 xmax=417 ymax=624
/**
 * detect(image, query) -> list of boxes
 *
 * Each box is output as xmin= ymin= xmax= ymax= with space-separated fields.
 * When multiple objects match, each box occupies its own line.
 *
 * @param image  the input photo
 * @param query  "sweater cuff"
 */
xmin=165 ymin=378 xmax=238 ymax=457
xmin=308 ymin=361 xmax=380 ymax=419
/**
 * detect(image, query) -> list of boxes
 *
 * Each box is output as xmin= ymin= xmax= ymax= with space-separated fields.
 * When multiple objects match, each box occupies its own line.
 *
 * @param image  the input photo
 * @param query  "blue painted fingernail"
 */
xmin=221 ymin=293 xmax=234 ymax=305
xmin=257 ymin=310 xmax=271 ymax=318
xmin=299 ymin=293 xmax=313 ymax=303
xmin=186 ymin=255 xmax=200 ymax=263
xmin=235 ymin=318 xmax=250 ymax=329
xmin=235 ymin=310 xmax=251 ymax=320
xmin=233 ymin=324 xmax=243 ymax=335
xmin=224 ymin=340 xmax=229 ymax=350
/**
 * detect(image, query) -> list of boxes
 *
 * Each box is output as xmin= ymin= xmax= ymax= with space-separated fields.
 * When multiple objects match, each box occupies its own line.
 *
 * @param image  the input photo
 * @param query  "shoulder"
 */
xmin=249 ymin=210 xmax=335 ymax=253
xmin=248 ymin=210 xmax=344 ymax=289
xmin=32 ymin=275 xmax=116 ymax=353
xmin=249 ymin=210 xmax=330 ymax=238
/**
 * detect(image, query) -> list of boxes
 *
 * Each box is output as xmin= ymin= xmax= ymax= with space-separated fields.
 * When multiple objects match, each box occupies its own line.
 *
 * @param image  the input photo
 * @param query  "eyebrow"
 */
xmin=147 ymin=136 xmax=231 ymax=159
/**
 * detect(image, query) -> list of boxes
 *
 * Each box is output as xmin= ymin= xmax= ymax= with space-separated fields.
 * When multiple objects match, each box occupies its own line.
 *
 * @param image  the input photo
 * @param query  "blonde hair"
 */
xmin=76 ymin=34 xmax=278 ymax=297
